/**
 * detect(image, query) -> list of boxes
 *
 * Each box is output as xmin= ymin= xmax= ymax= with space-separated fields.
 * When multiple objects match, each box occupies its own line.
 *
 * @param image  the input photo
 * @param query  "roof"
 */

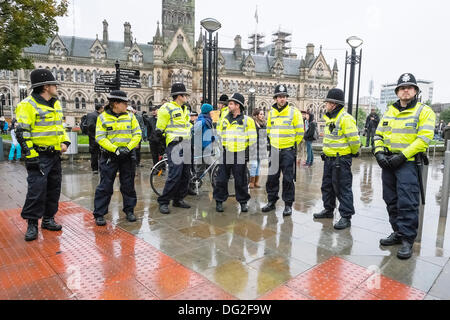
xmin=24 ymin=35 xmax=154 ymax=64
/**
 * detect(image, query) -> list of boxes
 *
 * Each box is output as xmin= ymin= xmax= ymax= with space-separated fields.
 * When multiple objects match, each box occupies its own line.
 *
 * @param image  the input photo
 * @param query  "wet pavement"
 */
xmin=1 ymin=156 xmax=449 ymax=300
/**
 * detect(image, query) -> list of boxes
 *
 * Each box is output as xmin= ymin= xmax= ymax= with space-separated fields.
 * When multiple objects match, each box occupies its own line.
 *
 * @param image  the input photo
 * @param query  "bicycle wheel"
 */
xmin=150 ymin=159 xmax=169 ymax=197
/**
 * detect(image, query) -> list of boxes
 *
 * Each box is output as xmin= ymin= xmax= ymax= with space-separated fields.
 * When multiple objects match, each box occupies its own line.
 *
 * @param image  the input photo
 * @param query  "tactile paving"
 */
xmin=76 ymin=279 xmax=158 ymax=300
xmin=360 ymin=274 xmax=426 ymax=300
xmin=258 ymin=285 xmax=311 ymax=300
xmin=311 ymin=256 xmax=372 ymax=286
xmin=167 ymin=282 xmax=236 ymax=300
xmin=0 ymin=276 xmax=76 ymax=300
xmin=344 ymin=288 xmax=382 ymax=301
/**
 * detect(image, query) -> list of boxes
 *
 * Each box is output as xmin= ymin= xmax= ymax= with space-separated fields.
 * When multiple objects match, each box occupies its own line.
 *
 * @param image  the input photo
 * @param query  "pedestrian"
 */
xmin=86 ymin=104 xmax=104 ymax=174
xmin=374 ymin=73 xmax=436 ymax=260
xmin=313 ymin=88 xmax=360 ymax=230
xmin=443 ymin=122 xmax=450 ymax=150
xmin=3 ymin=120 xmax=8 ymax=134
xmin=436 ymin=120 xmax=446 ymax=141
xmin=93 ymin=90 xmax=142 ymax=226
xmin=262 ymin=84 xmax=304 ymax=217
xmin=0 ymin=116 xmax=5 ymax=134
xmin=193 ymin=103 xmax=216 ymax=151
xmin=156 ymin=82 xmax=192 ymax=215
xmin=147 ymin=106 xmax=164 ymax=166
xmin=364 ymin=109 xmax=380 ymax=148
xmin=15 ymin=68 xmax=71 ymax=242
xmin=128 ymin=106 xmax=146 ymax=168
xmin=304 ymin=112 xmax=317 ymax=167
xmin=249 ymin=108 xmax=266 ymax=189
xmin=190 ymin=111 xmax=199 ymax=126
xmin=214 ymin=93 xmax=257 ymax=213
xmin=8 ymin=119 xmax=21 ymax=161
xmin=297 ymin=111 xmax=307 ymax=166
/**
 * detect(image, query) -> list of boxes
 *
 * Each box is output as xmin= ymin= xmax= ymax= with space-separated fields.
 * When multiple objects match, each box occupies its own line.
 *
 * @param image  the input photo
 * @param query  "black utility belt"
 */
xmin=271 ymin=146 xmax=296 ymax=151
xmin=35 ymin=146 xmax=59 ymax=154
xmin=322 ymin=154 xmax=352 ymax=160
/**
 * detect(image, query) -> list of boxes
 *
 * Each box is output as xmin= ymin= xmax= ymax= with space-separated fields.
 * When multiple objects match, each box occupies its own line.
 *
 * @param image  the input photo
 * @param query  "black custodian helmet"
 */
xmin=30 ymin=69 xmax=60 ymax=89
xmin=107 ymin=90 xmax=129 ymax=102
xmin=324 ymin=88 xmax=345 ymax=106
xmin=395 ymin=73 xmax=420 ymax=94
xmin=171 ymin=82 xmax=189 ymax=96
xmin=228 ymin=93 xmax=245 ymax=108
xmin=219 ymin=94 xmax=229 ymax=104
xmin=274 ymin=84 xmax=289 ymax=99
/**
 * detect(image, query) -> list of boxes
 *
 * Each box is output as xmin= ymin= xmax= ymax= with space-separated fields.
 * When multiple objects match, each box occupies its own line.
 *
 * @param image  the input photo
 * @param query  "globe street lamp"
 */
xmin=344 ymin=36 xmax=363 ymax=118
xmin=201 ymin=18 xmax=221 ymax=107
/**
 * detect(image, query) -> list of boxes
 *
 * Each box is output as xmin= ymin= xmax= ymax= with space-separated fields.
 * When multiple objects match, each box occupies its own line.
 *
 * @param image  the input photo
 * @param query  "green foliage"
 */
xmin=440 ymin=108 xmax=450 ymax=124
xmin=353 ymin=108 xmax=367 ymax=131
xmin=0 ymin=0 xmax=68 ymax=70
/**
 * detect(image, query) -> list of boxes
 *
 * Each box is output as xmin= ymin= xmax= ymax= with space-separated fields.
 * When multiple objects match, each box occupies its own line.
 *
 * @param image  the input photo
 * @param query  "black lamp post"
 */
xmin=200 ymin=18 xmax=221 ymax=107
xmin=344 ymin=36 xmax=363 ymax=118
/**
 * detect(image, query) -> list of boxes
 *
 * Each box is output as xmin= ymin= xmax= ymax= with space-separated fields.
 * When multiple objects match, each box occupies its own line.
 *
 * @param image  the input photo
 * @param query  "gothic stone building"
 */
xmin=0 ymin=0 xmax=338 ymax=126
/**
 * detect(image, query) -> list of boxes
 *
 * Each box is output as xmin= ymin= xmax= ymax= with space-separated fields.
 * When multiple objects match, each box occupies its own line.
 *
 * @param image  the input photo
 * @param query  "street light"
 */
xmin=344 ymin=36 xmax=363 ymax=124
xmin=248 ymin=87 xmax=256 ymax=116
xmin=201 ymin=18 xmax=222 ymax=107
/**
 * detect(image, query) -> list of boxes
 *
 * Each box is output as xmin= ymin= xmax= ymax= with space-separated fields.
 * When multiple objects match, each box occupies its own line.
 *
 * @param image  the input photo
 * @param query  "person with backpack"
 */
xmin=304 ymin=112 xmax=317 ymax=167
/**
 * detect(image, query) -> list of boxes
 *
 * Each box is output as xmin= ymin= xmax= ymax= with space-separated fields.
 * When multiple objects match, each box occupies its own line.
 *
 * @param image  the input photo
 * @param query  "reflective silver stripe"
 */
xmin=107 ymin=130 xmax=132 ymax=135
xmin=169 ymin=131 xmax=191 ymax=136
xmin=132 ymin=128 xmax=141 ymax=134
xmin=418 ymin=125 xmax=435 ymax=131
xmin=118 ymin=119 xmax=132 ymax=123
xmin=323 ymin=143 xmax=352 ymax=148
xmin=390 ymin=143 xmax=410 ymax=149
xmin=295 ymin=125 xmax=304 ymax=130
xmin=35 ymin=120 xmax=63 ymax=127
xmin=373 ymin=136 xmax=383 ymax=141
xmin=167 ymin=124 xmax=188 ymax=129
xmin=344 ymin=132 xmax=359 ymax=138
xmin=392 ymin=128 xmax=417 ymax=134
xmin=269 ymin=133 xmax=297 ymax=138
xmin=418 ymin=136 xmax=432 ymax=144
xmin=18 ymin=123 xmax=31 ymax=130
xmin=348 ymin=140 xmax=360 ymax=145
xmin=110 ymin=138 xmax=132 ymax=143
xmin=325 ymin=134 xmax=343 ymax=141
xmin=31 ymin=131 xmax=64 ymax=137
xmin=222 ymin=138 xmax=248 ymax=143
xmin=383 ymin=116 xmax=417 ymax=121
xmin=384 ymin=139 xmax=391 ymax=145
xmin=268 ymin=126 xmax=295 ymax=130
xmin=335 ymin=112 xmax=348 ymax=131
xmin=377 ymin=127 xmax=391 ymax=132
xmin=23 ymin=132 xmax=32 ymax=138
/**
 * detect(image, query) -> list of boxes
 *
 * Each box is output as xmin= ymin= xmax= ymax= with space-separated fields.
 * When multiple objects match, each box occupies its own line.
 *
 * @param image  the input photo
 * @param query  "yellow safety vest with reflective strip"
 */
xmin=15 ymin=96 xmax=70 ymax=159
xmin=95 ymin=109 xmax=142 ymax=153
xmin=156 ymin=101 xmax=192 ymax=146
xmin=217 ymin=114 xmax=257 ymax=153
xmin=374 ymin=102 xmax=436 ymax=160
xmin=323 ymin=108 xmax=360 ymax=157
xmin=267 ymin=105 xmax=304 ymax=149
xmin=219 ymin=107 xmax=229 ymax=124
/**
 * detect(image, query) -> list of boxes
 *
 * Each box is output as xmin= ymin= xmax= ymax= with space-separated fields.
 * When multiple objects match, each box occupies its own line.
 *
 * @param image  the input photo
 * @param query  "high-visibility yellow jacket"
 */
xmin=95 ymin=108 xmax=142 ymax=153
xmin=323 ymin=107 xmax=360 ymax=157
xmin=156 ymin=101 xmax=191 ymax=146
xmin=219 ymin=106 xmax=229 ymax=123
xmin=217 ymin=112 xmax=257 ymax=153
xmin=374 ymin=101 xmax=436 ymax=160
xmin=267 ymin=104 xmax=304 ymax=149
xmin=15 ymin=95 xmax=71 ymax=159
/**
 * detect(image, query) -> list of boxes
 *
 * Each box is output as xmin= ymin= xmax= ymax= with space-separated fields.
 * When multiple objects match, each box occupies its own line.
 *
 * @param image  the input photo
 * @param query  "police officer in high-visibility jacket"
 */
xmin=313 ymin=88 xmax=360 ymax=230
xmin=93 ymin=90 xmax=142 ymax=226
xmin=15 ymin=69 xmax=71 ymax=242
xmin=262 ymin=85 xmax=304 ymax=217
xmin=156 ymin=83 xmax=192 ymax=214
xmin=374 ymin=73 xmax=436 ymax=260
xmin=218 ymin=94 xmax=229 ymax=124
xmin=214 ymin=93 xmax=257 ymax=213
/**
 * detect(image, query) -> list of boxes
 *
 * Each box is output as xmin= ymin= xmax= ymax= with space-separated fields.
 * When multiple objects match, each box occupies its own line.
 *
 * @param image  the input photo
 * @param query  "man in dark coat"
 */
xmin=365 ymin=109 xmax=380 ymax=148
xmin=87 ymin=104 xmax=104 ymax=174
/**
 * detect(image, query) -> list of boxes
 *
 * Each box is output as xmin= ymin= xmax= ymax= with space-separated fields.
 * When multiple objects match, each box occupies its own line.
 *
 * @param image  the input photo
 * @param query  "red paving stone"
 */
xmin=0 ymin=202 xmax=428 ymax=300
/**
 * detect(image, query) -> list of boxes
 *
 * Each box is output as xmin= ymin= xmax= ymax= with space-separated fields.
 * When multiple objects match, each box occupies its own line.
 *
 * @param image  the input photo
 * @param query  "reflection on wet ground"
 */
xmin=1 ymin=156 xmax=449 ymax=300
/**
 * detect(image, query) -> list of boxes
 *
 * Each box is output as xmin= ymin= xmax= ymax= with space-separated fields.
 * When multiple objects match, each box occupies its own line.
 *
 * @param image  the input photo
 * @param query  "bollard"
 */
xmin=440 ymin=144 xmax=450 ymax=218
xmin=66 ymin=132 xmax=78 ymax=164
xmin=0 ymin=136 xmax=4 ymax=161
xmin=417 ymin=161 xmax=429 ymax=242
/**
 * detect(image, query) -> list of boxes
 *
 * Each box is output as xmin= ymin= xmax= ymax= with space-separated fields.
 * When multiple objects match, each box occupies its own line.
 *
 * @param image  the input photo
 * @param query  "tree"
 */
xmin=440 ymin=108 xmax=450 ymax=124
xmin=353 ymin=108 xmax=367 ymax=132
xmin=0 ymin=0 xmax=68 ymax=71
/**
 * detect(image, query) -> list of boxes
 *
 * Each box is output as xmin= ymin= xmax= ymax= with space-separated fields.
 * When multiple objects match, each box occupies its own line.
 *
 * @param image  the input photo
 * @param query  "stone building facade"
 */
xmin=0 ymin=0 xmax=338 ymax=126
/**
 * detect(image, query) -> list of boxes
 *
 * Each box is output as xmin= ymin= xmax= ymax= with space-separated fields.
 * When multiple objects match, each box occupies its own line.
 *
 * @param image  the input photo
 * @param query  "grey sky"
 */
xmin=56 ymin=0 xmax=450 ymax=103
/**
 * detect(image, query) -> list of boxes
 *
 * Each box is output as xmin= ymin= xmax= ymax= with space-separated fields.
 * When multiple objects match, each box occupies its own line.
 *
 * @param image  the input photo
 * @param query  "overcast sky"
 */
xmin=56 ymin=0 xmax=450 ymax=103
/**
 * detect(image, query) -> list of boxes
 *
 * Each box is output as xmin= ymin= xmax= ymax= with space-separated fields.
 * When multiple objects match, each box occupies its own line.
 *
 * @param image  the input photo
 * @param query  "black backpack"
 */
xmin=80 ymin=115 xmax=88 ymax=135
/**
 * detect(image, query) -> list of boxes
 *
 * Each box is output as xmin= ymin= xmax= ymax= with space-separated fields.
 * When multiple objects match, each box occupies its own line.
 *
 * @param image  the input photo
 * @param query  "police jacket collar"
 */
xmin=393 ymin=98 xmax=418 ymax=112
xmin=272 ymin=102 xmax=289 ymax=113
xmin=106 ymin=107 xmax=128 ymax=118
xmin=225 ymin=111 xmax=245 ymax=125
xmin=326 ymin=105 xmax=344 ymax=119
xmin=32 ymin=92 xmax=57 ymax=109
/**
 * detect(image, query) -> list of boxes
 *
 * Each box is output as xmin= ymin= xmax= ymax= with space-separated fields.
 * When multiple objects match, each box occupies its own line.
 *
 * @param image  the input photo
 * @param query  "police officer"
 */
xmin=93 ymin=90 xmax=142 ymax=226
xmin=218 ymin=94 xmax=229 ymax=122
xmin=262 ymin=85 xmax=304 ymax=216
xmin=15 ymin=69 xmax=71 ymax=241
xmin=214 ymin=93 xmax=257 ymax=212
xmin=156 ymin=83 xmax=192 ymax=214
xmin=313 ymin=88 xmax=360 ymax=230
xmin=374 ymin=73 xmax=436 ymax=260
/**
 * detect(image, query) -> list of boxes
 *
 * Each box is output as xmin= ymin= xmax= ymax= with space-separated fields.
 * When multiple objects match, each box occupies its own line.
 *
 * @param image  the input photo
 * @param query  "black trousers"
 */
xmin=321 ymin=155 xmax=355 ymax=218
xmin=89 ymin=137 xmax=100 ymax=172
xmin=21 ymin=153 xmax=62 ymax=221
xmin=382 ymin=162 xmax=420 ymax=243
xmin=150 ymin=142 xmax=162 ymax=166
xmin=366 ymin=128 xmax=376 ymax=148
xmin=93 ymin=153 xmax=137 ymax=217
xmin=135 ymin=142 xmax=141 ymax=166
xmin=158 ymin=142 xmax=190 ymax=205
xmin=266 ymin=148 xmax=296 ymax=206
xmin=213 ymin=150 xmax=250 ymax=204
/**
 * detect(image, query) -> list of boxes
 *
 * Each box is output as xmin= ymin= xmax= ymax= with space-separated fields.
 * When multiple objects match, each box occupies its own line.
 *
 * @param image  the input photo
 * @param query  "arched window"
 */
xmin=81 ymin=98 xmax=86 ymax=109
xmin=61 ymin=96 xmax=67 ymax=109
xmin=59 ymin=68 xmax=65 ymax=81
xmin=73 ymin=69 xmax=78 ymax=82
xmin=75 ymin=97 xmax=80 ymax=109
xmin=137 ymin=101 xmax=141 ymax=112
xmin=80 ymin=70 xmax=85 ymax=83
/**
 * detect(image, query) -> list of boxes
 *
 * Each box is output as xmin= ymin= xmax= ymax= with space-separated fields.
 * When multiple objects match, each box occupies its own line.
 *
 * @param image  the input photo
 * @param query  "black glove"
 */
xmin=388 ymin=153 xmax=407 ymax=170
xmin=25 ymin=157 xmax=44 ymax=175
xmin=115 ymin=147 xmax=131 ymax=159
xmin=352 ymin=152 xmax=360 ymax=158
xmin=375 ymin=152 xmax=391 ymax=170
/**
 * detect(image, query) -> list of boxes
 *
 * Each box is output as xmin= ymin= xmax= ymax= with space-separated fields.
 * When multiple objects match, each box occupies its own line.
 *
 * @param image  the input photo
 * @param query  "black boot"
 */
xmin=262 ymin=201 xmax=276 ymax=213
xmin=126 ymin=212 xmax=137 ymax=222
xmin=41 ymin=217 xmax=62 ymax=231
xmin=380 ymin=232 xmax=403 ymax=246
xmin=159 ymin=204 xmax=170 ymax=215
xmin=313 ymin=210 xmax=334 ymax=219
xmin=95 ymin=216 xmax=107 ymax=227
xmin=283 ymin=206 xmax=293 ymax=217
xmin=240 ymin=203 xmax=248 ymax=213
xmin=25 ymin=220 xmax=38 ymax=241
xmin=334 ymin=217 xmax=352 ymax=230
xmin=173 ymin=200 xmax=191 ymax=209
xmin=397 ymin=240 xmax=414 ymax=260
xmin=216 ymin=202 xmax=224 ymax=213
